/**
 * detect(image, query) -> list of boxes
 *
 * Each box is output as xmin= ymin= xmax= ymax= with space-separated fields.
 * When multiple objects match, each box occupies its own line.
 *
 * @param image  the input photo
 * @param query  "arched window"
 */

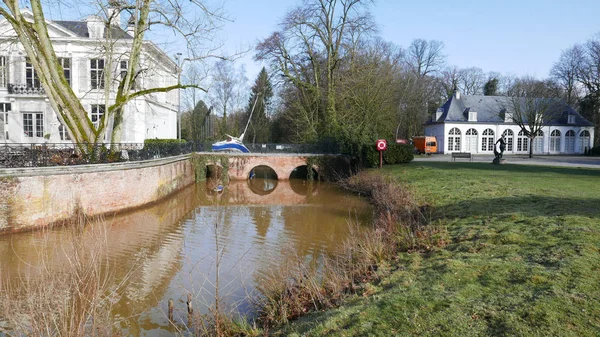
xmin=502 ymin=129 xmax=514 ymax=152
xmin=550 ymin=130 xmax=561 ymax=153
xmin=565 ymin=130 xmax=575 ymax=153
xmin=579 ymin=130 xmax=591 ymax=153
xmin=465 ymin=128 xmax=478 ymax=153
xmin=481 ymin=129 xmax=494 ymax=151
xmin=448 ymin=127 xmax=461 ymax=152
xmin=533 ymin=130 xmax=544 ymax=154
xmin=517 ymin=130 xmax=529 ymax=152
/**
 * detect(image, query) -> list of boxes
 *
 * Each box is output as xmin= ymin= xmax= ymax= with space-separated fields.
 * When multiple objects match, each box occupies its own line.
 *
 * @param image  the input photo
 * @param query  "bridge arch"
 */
xmin=202 ymin=154 xmax=337 ymax=181
xmin=289 ymin=165 xmax=319 ymax=180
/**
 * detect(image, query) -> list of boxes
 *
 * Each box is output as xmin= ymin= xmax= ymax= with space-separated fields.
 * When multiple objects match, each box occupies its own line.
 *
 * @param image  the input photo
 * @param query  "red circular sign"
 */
xmin=376 ymin=139 xmax=387 ymax=151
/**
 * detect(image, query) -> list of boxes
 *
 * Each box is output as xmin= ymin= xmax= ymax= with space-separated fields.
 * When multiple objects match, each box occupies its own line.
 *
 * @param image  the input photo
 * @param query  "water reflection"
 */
xmin=248 ymin=177 xmax=278 ymax=195
xmin=0 ymin=177 xmax=371 ymax=336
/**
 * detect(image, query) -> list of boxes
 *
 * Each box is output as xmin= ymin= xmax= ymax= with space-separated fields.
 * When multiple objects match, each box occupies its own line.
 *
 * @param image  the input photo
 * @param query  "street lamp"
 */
xmin=175 ymin=52 xmax=182 ymax=140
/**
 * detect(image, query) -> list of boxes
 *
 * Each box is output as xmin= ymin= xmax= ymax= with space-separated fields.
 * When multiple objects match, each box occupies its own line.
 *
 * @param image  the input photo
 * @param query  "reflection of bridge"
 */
xmin=201 ymin=152 xmax=347 ymax=181
xmin=204 ymin=180 xmax=320 ymax=206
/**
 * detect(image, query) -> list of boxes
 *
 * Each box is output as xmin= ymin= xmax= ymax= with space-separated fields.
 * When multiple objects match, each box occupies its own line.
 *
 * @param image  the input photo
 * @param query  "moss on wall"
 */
xmin=190 ymin=153 xmax=231 ymax=183
xmin=0 ymin=177 xmax=18 ymax=232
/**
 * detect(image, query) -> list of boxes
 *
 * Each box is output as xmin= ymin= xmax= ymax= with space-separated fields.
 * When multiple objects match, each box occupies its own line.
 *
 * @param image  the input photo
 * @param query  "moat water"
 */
xmin=0 ymin=177 xmax=371 ymax=336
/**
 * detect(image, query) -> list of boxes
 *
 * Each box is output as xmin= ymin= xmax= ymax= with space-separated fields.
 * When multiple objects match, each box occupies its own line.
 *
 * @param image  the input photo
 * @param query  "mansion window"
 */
xmin=502 ymin=129 xmax=514 ymax=152
xmin=1 ymin=103 xmax=10 ymax=140
xmin=58 ymin=123 xmax=71 ymax=141
xmin=91 ymin=59 xmax=105 ymax=89
xmin=0 ymin=56 xmax=6 ymax=88
xmin=59 ymin=58 xmax=71 ymax=85
xmin=25 ymin=58 xmax=41 ymax=88
xmin=26 ymin=57 xmax=70 ymax=87
xmin=120 ymin=60 xmax=128 ymax=79
xmin=481 ymin=129 xmax=494 ymax=151
xmin=448 ymin=127 xmax=461 ymax=152
xmin=91 ymin=104 xmax=105 ymax=129
xmin=23 ymin=112 xmax=44 ymax=138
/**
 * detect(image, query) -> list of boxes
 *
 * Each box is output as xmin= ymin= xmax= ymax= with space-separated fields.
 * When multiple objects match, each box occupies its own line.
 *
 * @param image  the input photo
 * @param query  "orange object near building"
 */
xmin=413 ymin=136 xmax=438 ymax=154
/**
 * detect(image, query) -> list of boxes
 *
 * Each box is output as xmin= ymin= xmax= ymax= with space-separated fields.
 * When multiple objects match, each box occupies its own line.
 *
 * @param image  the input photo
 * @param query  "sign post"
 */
xmin=376 ymin=139 xmax=387 ymax=169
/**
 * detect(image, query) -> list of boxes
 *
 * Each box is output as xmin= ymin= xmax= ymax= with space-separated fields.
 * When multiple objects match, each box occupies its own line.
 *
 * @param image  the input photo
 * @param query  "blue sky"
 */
xmin=214 ymin=0 xmax=600 ymax=82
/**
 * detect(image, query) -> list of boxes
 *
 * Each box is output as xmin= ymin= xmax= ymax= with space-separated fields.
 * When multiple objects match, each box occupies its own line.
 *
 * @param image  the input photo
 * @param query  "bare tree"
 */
xmin=440 ymin=66 xmax=460 ymax=98
xmin=441 ymin=66 xmax=485 ymax=97
xmin=505 ymin=78 xmax=562 ymax=158
xmin=0 ymin=0 xmax=223 ymax=156
xmin=574 ymin=35 xmax=600 ymax=145
xmin=209 ymin=59 xmax=247 ymax=136
xmin=458 ymin=67 xmax=485 ymax=95
xmin=256 ymin=0 xmax=375 ymax=140
xmin=550 ymin=45 xmax=584 ymax=106
xmin=404 ymin=39 xmax=445 ymax=78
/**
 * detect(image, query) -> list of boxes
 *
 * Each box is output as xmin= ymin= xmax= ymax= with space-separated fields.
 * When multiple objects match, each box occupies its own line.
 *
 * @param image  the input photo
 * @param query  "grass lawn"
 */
xmin=279 ymin=162 xmax=600 ymax=336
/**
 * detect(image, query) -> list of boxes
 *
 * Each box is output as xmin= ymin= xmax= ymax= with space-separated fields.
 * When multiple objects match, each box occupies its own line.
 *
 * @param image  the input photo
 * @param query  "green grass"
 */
xmin=278 ymin=162 xmax=600 ymax=336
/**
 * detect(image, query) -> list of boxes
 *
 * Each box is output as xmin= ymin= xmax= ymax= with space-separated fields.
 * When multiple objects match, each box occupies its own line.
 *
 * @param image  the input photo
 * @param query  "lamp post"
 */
xmin=175 ymin=52 xmax=182 ymax=140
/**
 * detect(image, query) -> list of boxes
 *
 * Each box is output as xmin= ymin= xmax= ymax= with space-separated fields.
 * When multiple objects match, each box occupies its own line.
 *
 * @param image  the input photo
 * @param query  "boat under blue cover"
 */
xmin=211 ymin=136 xmax=250 ymax=153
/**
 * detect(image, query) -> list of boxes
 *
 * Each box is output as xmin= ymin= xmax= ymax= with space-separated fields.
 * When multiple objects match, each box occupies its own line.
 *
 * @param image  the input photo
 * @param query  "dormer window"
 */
xmin=505 ymin=112 xmax=513 ymax=123
xmin=468 ymin=111 xmax=477 ymax=122
xmin=568 ymin=114 xmax=575 ymax=124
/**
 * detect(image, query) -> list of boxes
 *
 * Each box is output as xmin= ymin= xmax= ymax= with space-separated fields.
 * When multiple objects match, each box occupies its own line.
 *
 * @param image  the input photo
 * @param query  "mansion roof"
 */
xmin=54 ymin=20 xmax=132 ymax=40
xmin=432 ymin=94 xmax=594 ymax=127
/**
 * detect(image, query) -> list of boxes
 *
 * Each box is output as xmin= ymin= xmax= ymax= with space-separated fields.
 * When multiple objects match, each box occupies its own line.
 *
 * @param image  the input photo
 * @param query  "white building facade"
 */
xmin=0 ymin=11 xmax=179 ymax=145
xmin=426 ymin=92 xmax=595 ymax=155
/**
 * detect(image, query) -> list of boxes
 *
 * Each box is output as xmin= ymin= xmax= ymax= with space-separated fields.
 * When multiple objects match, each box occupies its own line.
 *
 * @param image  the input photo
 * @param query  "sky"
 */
xmin=212 ymin=0 xmax=600 ymax=82
xmin=39 ymin=0 xmax=600 ymax=88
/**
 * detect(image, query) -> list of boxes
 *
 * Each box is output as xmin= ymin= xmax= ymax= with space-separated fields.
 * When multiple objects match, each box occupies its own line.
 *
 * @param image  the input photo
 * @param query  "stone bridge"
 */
xmin=200 ymin=152 xmax=348 ymax=181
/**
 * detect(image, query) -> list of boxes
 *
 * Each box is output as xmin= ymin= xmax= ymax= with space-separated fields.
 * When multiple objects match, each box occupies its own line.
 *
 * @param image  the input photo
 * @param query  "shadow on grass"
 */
xmin=438 ymin=195 xmax=600 ymax=219
xmin=407 ymin=161 xmax=600 ymax=177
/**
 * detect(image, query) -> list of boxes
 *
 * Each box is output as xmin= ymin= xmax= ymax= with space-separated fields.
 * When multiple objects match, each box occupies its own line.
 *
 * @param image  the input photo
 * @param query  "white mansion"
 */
xmin=0 ymin=10 xmax=179 ymax=144
xmin=426 ymin=91 xmax=596 ymax=155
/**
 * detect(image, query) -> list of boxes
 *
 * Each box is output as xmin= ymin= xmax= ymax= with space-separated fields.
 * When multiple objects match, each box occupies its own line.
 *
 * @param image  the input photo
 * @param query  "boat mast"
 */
xmin=240 ymin=92 xmax=261 ymax=142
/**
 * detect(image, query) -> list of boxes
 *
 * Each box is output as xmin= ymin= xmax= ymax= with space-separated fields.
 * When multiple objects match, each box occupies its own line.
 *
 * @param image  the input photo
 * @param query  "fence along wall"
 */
xmin=0 ymin=156 xmax=194 ymax=233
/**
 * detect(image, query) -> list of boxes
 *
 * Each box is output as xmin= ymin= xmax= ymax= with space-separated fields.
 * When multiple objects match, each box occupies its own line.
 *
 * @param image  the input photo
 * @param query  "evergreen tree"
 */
xmin=484 ymin=78 xmax=499 ymax=96
xmin=244 ymin=68 xmax=273 ymax=144
xmin=182 ymin=100 xmax=211 ymax=142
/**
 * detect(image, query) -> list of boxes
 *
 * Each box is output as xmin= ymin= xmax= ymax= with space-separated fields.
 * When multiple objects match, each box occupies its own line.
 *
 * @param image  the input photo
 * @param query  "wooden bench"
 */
xmin=451 ymin=152 xmax=472 ymax=162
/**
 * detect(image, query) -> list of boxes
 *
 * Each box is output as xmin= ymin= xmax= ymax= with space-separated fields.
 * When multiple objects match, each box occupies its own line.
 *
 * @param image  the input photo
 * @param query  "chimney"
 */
xmin=126 ymin=15 xmax=135 ymax=37
xmin=107 ymin=0 xmax=122 ymax=27
xmin=454 ymin=89 xmax=461 ymax=100
xmin=86 ymin=15 xmax=104 ymax=39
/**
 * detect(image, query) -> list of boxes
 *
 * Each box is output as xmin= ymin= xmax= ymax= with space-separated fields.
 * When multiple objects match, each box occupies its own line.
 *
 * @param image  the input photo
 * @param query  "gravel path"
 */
xmin=413 ymin=154 xmax=600 ymax=169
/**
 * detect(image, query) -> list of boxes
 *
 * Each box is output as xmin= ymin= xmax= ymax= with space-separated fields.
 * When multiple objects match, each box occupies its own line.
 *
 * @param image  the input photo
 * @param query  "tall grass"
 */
xmin=0 ymin=217 xmax=133 ymax=337
xmin=254 ymin=171 xmax=448 ymax=329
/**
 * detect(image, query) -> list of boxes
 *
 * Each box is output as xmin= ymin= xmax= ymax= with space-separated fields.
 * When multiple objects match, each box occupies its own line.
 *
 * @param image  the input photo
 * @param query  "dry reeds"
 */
xmin=255 ymin=171 xmax=448 ymax=328
xmin=0 ymin=217 xmax=132 ymax=337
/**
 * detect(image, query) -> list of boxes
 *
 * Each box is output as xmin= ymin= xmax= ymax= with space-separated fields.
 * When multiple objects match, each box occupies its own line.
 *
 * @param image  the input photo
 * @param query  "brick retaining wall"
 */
xmin=0 ymin=155 xmax=194 ymax=234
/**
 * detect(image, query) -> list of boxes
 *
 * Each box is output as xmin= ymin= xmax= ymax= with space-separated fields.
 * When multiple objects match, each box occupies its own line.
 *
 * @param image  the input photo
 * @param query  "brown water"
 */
xmin=0 ymin=178 xmax=371 ymax=336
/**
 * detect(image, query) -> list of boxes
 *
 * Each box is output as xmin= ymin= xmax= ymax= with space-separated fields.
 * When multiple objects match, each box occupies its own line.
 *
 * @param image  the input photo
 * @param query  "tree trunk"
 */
xmin=529 ymin=137 xmax=534 ymax=158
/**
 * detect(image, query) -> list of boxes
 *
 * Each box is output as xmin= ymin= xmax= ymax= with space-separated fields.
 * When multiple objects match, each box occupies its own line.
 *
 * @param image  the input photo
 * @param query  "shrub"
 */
xmin=143 ymin=139 xmax=187 ymax=156
xmin=589 ymin=146 xmax=600 ymax=156
xmin=384 ymin=143 xmax=414 ymax=164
